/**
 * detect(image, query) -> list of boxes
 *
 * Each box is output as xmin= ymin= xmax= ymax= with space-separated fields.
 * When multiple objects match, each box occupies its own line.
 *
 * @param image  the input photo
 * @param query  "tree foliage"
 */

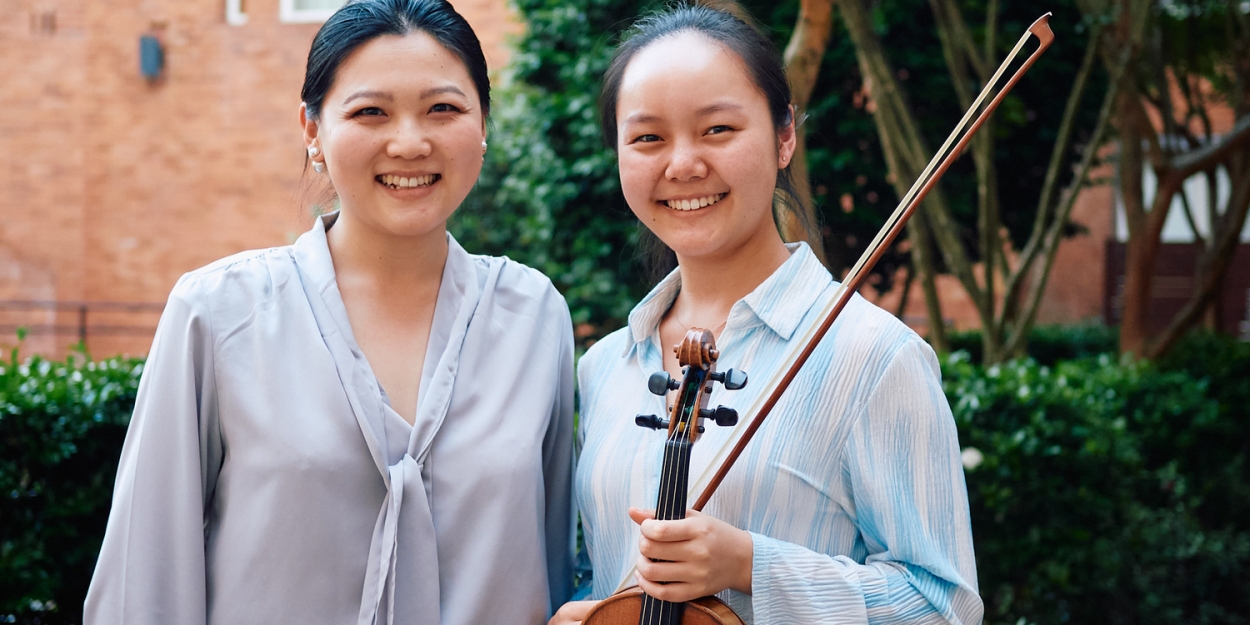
xmin=452 ymin=0 xmax=657 ymax=338
xmin=1086 ymin=0 xmax=1250 ymax=359
xmin=454 ymin=0 xmax=1111 ymax=358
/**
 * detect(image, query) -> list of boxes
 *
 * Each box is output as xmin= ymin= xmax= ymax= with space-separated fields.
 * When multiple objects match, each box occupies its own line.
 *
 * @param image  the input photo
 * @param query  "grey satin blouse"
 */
xmin=85 ymin=214 xmax=575 ymax=625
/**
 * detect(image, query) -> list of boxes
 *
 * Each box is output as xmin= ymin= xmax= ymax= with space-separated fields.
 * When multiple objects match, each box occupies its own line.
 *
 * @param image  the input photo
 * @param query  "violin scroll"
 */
xmin=673 ymin=328 xmax=718 ymax=369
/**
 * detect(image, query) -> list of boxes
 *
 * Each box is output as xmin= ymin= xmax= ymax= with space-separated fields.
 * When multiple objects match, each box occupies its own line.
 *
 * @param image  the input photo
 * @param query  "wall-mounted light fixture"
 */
xmin=139 ymin=34 xmax=164 ymax=81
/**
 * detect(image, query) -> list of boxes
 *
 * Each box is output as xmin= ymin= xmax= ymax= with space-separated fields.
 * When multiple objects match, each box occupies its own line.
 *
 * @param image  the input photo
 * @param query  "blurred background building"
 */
xmin=1 ymin=0 xmax=1246 ymax=358
xmin=0 ymin=0 xmax=518 ymax=357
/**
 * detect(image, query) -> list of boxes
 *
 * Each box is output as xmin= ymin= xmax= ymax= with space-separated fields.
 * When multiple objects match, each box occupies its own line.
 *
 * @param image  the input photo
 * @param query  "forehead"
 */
xmin=327 ymin=32 xmax=475 ymax=100
xmin=617 ymin=31 xmax=761 ymax=113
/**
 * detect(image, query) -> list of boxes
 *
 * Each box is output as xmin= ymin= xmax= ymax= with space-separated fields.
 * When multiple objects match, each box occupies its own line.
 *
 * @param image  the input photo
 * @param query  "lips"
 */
xmin=663 ymin=193 xmax=727 ymax=211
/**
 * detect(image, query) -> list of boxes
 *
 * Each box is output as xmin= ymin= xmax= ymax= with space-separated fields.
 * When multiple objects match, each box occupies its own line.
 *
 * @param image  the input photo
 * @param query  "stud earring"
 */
xmin=481 ymin=140 xmax=488 ymax=152
xmin=308 ymin=146 xmax=320 ymax=158
xmin=312 ymin=161 xmax=326 ymax=173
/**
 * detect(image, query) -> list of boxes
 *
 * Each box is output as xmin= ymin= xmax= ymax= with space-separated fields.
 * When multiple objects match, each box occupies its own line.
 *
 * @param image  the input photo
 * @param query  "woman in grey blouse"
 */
xmin=85 ymin=2 xmax=574 ymax=624
xmin=553 ymin=6 xmax=979 ymax=625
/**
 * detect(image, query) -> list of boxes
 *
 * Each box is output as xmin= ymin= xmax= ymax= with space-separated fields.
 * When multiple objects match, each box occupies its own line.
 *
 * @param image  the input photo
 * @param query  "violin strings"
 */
xmin=646 ymin=370 xmax=692 ymax=625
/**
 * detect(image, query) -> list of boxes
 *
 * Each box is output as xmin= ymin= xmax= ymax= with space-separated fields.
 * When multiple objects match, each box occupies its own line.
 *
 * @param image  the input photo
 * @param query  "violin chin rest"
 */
xmin=579 ymin=587 xmax=745 ymax=625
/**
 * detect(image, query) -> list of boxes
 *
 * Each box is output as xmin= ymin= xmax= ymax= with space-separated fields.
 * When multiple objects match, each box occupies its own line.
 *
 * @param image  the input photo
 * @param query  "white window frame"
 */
xmin=226 ymin=0 xmax=248 ymax=26
xmin=279 ymin=0 xmax=347 ymax=24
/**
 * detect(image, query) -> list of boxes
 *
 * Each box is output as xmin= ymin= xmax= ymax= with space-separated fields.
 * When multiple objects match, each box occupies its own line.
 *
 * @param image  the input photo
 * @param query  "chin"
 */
xmin=376 ymin=210 xmax=451 ymax=240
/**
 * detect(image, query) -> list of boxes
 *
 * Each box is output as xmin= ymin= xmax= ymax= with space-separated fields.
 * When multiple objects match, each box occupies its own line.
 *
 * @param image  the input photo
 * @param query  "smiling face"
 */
xmin=301 ymin=32 xmax=486 ymax=238
xmin=615 ymin=31 xmax=795 ymax=263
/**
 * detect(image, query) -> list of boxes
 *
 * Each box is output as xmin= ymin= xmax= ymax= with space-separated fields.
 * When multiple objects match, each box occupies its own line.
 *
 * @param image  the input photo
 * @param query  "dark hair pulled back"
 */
xmin=599 ymin=3 xmax=815 ymax=281
xmin=301 ymin=0 xmax=490 ymax=121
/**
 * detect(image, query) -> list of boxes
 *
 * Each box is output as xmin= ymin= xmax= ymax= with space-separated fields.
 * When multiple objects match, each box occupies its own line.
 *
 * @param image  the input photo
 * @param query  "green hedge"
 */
xmin=946 ymin=323 xmax=1120 ymax=366
xmin=0 ymin=349 xmax=143 ymax=624
xmin=2 ymin=335 xmax=1247 ymax=624
xmin=947 ymin=347 xmax=1250 ymax=624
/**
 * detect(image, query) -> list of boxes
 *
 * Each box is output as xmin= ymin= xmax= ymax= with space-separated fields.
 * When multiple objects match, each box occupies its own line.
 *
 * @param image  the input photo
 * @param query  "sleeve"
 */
xmin=747 ymin=338 xmax=982 ymax=625
xmin=542 ymin=297 xmax=577 ymax=614
xmin=83 ymin=281 xmax=222 ymax=625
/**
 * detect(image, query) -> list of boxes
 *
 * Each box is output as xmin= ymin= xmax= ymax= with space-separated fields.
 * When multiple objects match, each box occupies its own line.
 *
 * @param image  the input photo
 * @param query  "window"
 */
xmin=280 ymin=0 xmax=347 ymax=23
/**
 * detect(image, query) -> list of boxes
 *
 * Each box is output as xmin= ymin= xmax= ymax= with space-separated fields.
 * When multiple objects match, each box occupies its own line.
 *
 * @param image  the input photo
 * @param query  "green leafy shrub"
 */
xmin=947 ymin=323 xmax=1119 ymax=365
xmin=946 ymin=351 xmax=1250 ymax=624
xmin=0 ymin=349 xmax=143 ymax=624
xmin=2 ymin=332 xmax=1246 ymax=624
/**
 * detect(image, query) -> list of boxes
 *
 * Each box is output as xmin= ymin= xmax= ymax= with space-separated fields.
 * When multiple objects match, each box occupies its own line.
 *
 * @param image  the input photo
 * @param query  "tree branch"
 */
xmin=780 ymin=0 xmax=836 ymax=264
xmin=1169 ymin=114 xmax=1250 ymax=177
xmin=836 ymin=0 xmax=985 ymax=312
xmin=1004 ymin=42 xmax=1128 ymax=356
xmin=1001 ymin=25 xmax=1103 ymax=327
xmin=1147 ymin=157 xmax=1250 ymax=357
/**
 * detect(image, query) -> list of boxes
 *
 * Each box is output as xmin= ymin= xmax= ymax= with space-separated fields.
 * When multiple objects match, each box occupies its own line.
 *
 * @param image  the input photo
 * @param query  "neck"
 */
xmin=669 ymin=229 xmax=792 ymax=328
xmin=325 ymin=210 xmax=449 ymax=290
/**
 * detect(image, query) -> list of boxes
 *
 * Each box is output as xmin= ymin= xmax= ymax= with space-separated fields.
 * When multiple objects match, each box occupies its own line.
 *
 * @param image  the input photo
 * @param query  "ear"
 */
xmin=777 ymin=105 xmax=798 ymax=169
xmin=300 ymin=102 xmax=320 ymax=149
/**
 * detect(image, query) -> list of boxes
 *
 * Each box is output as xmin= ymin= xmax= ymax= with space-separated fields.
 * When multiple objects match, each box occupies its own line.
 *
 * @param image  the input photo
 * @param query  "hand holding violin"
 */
xmin=631 ymin=507 xmax=754 ymax=601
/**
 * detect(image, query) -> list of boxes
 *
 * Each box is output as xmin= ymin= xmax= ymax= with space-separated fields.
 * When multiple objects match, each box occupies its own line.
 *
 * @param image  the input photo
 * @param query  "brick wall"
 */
xmin=0 ymin=0 xmax=519 ymax=357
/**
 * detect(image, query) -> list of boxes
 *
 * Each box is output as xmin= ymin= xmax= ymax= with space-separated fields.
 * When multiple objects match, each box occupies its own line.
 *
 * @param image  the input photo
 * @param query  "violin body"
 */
xmin=582 ymin=588 xmax=744 ymax=625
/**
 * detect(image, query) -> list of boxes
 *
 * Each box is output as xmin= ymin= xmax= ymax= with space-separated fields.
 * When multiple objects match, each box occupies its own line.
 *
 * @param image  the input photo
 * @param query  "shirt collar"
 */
xmin=624 ymin=242 xmax=833 ymax=355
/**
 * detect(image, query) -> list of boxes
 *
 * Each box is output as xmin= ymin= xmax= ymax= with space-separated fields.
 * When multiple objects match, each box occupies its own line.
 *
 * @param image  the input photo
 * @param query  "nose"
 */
xmin=664 ymin=140 xmax=708 ymax=182
xmin=386 ymin=117 xmax=433 ymax=160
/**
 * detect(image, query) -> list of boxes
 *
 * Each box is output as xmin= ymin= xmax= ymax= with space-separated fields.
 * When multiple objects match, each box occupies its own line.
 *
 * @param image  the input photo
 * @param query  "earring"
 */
xmin=312 ymin=161 xmax=326 ymax=173
xmin=481 ymin=140 xmax=488 ymax=152
xmin=308 ymin=146 xmax=320 ymax=158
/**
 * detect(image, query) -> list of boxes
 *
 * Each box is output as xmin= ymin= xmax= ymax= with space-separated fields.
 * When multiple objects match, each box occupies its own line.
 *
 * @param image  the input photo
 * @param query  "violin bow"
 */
xmin=614 ymin=12 xmax=1055 ymax=594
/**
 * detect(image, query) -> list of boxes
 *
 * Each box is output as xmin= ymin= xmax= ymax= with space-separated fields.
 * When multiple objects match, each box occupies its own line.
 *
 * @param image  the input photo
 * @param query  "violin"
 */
xmin=583 ymin=328 xmax=748 ymax=625
xmin=583 ymin=14 xmax=1055 ymax=625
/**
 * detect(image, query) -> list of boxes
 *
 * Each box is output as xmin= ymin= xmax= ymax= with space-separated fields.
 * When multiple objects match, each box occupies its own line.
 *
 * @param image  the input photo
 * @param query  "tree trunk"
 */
xmin=781 ymin=0 xmax=835 ymax=265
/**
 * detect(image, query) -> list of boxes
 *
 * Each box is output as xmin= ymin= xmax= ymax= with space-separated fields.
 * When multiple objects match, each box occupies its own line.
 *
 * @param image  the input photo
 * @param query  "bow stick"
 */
xmin=615 ymin=12 xmax=1055 ymax=593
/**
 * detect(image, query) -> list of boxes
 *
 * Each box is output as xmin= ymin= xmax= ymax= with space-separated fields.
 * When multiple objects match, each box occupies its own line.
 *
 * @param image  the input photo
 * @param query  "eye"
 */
xmin=430 ymin=103 xmax=463 ymax=114
xmin=706 ymin=125 xmax=733 ymax=135
xmin=630 ymin=134 xmax=662 ymax=144
xmin=352 ymin=106 xmax=385 ymax=117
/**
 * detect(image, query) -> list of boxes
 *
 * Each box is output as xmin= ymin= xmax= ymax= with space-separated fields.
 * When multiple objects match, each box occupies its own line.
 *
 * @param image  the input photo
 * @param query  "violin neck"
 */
xmin=655 ymin=439 xmax=691 ymax=521
xmin=638 ymin=436 xmax=693 ymax=625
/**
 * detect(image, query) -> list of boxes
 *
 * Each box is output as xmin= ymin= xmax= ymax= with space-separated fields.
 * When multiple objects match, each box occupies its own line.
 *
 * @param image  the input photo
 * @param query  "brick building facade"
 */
xmin=0 ymin=0 xmax=517 ymax=356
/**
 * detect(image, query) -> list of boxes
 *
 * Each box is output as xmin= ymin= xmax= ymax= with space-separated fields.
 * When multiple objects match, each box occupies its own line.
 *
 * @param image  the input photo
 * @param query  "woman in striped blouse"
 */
xmin=551 ymin=5 xmax=982 ymax=625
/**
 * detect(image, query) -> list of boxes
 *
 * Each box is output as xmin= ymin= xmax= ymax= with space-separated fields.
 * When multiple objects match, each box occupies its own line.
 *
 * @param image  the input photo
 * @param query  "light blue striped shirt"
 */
xmin=575 ymin=243 xmax=981 ymax=624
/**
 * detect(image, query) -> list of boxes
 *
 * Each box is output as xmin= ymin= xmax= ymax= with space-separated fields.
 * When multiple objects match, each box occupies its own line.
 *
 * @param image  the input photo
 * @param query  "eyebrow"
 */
xmin=341 ymin=85 xmax=467 ymax=106
xmin=342 ymin=90 xmax=393 ymax=105
xmin=622 ymin=101 xmax=746 ymax=125
xmin=623 ymin=112 xmax=661 ymax=125
xmin=696 ymin=101 xmax=745 ymax=116
xmin=421 ymin=85 xmax=467 ymax=99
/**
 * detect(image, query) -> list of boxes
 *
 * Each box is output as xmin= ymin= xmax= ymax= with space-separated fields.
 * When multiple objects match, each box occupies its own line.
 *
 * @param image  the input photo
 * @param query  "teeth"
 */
xmin=665 ymin=193 xmax=725 ymax=211
xmin=379 ymin=174 xmax=437 ymax=189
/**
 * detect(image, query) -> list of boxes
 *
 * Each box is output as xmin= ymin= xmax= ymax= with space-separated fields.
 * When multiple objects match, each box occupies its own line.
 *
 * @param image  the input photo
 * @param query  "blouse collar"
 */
xmin=624 ymin=242 xmax=833 ymax=355
xmin=291 ymin=212 xmax=473 ymax=355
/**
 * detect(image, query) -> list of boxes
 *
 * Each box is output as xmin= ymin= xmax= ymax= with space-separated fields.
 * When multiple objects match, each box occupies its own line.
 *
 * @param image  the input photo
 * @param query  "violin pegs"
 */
xmin=710 ymin=368 xmax=748 ymax=391
xmin=635 ymin=414 xmax=668 ymax=430
xmin=698 ymin=406 xmax=738 ymax=427
xmin=647 ymin=371 xmax=678 ymax=396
